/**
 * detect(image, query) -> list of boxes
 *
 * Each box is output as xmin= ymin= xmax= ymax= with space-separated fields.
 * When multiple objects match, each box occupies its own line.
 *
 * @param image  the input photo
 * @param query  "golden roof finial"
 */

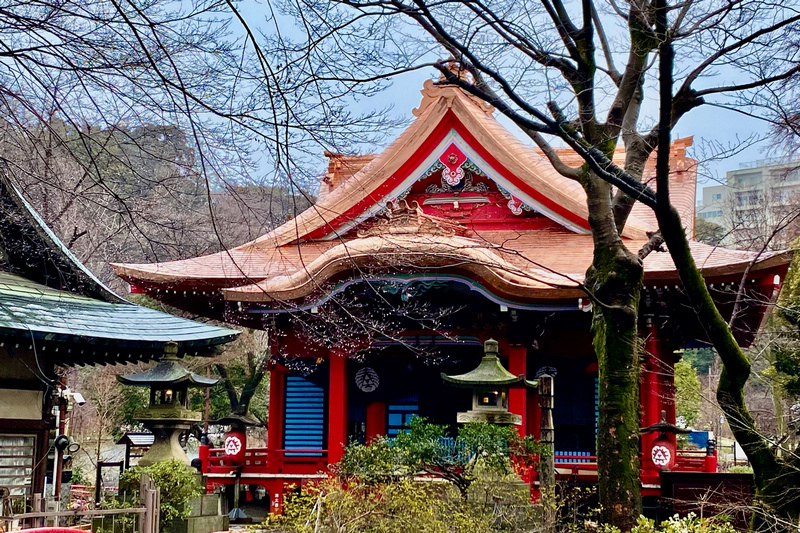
xmin=438 ymin=56 xmax=471 ymax=84
xmin=412 ymin=59 xmax=494 ymax=117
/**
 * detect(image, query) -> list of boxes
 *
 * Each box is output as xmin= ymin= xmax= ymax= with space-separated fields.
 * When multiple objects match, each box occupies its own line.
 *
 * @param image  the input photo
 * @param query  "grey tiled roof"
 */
xmin=0 ymin=271 xmax=237 ymax=346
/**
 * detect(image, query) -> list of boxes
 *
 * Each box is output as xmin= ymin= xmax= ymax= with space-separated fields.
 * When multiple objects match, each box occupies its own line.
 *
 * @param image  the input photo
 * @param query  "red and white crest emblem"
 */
xmin=225 ymin=435 xmax=243 ymax=456
xmin=651 ymin=445 xmax=671 ymax=467
xmin=439 ymin=144 xmax=467 ymax=186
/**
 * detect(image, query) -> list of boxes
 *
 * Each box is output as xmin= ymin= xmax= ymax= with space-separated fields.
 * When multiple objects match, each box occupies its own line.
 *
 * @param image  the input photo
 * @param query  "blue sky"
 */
xmin=236 ymin=1 xmax=787 ymax=200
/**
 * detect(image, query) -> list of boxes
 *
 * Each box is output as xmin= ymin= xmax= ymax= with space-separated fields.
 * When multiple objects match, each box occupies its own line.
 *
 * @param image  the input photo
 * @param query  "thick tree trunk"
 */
xmin=650 ymin=18 xmax=800 ymax=522
xmin=655 ymin=204 xmax=800 ymax=525
xmin=587 ymin=243 xmax=643 ymax=529
xmin=582 ymin=171 xmax=644 ymax=530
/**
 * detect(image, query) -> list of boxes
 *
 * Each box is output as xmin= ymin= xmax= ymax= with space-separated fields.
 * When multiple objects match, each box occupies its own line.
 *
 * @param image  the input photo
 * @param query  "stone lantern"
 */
xmin=118 ymin=342 xmax=218 ymax=466
xmin=441 ymin=339 xmax=536 ymax=425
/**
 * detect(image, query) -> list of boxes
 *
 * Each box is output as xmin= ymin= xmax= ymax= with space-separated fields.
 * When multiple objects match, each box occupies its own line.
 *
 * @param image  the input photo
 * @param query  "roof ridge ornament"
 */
xmin=437 ymin=56 xmax=471 ymax=84
xmin=412 ymin=60 xmax=495 ymax=118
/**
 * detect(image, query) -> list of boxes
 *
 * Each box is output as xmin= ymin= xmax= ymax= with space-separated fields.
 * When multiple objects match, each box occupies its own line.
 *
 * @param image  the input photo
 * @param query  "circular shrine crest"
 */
xmin=225 ymin=435 xmax=243 ymax=456
xmin=651 ymin=445 xmax=671 ymax=467
xmin=355 ymin=367 xmax=380 ymax=393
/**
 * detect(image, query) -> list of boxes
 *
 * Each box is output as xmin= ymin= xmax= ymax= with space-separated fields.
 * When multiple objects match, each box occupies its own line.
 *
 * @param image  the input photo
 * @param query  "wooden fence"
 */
xmin=0 ymin=474 xmax=160 ymax=533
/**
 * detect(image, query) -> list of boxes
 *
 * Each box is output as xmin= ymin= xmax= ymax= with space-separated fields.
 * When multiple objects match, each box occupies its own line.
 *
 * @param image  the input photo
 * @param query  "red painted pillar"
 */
xmin=269 ymin=481 xmax=284 ymax=515
xmin=267 ymin=365 xmax=287 ymax=472
xmin=529 ymin=392 xmax=541 ymax=439
xmin=328 ymin=352 xmax=348 ymax=465
xmin=642 ymin=319 xmax=661 ymax=476
xmin=507 ymin=345 xmax=528 ymax=437
xmin=365 ymin=401 xmax=386 ymax=442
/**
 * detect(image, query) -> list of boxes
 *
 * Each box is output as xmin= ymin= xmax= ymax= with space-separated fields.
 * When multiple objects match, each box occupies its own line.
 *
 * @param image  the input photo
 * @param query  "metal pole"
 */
xmin=95 ymin=463 xmax=102 ymax=504
xmin=54 ymin=396 xmax=67 ymax=501
xmin=204 ymin=366 xmax=211 ymax=433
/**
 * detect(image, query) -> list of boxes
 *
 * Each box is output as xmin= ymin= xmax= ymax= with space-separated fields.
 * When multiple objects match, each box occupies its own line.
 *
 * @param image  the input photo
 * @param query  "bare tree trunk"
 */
xmin=651 ymin=10 xmax=800 ymax=521
xmin=582 ymin=171 xmax=643 ymax=530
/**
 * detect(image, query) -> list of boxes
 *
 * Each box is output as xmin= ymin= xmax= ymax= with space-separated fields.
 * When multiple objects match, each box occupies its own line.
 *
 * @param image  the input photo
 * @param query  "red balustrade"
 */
xmin=204 ymin=447 xmax=328 ymax=477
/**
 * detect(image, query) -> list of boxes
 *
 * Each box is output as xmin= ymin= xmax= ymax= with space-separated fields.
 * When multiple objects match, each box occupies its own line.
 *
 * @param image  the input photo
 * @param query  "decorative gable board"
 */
xmin=315 ymin=129 xmax=591 ymax=241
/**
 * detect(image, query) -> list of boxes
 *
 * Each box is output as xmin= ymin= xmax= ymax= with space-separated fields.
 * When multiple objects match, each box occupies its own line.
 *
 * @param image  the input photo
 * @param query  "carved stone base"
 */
xmin=138 ymin=424 xmax=192 ymax=466
xmin=456 ymin=409 xmax=522 ymax=425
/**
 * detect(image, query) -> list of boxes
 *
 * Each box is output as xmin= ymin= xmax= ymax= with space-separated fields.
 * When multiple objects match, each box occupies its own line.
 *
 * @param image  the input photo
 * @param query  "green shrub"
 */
xmin=598 ymin=514 xmax=736 ymax=533
xmin=70 ymin=465 xmax=89 ymax=486
xmin=338 ymin=417 xmax=545 ymax=500
xmin=271 ymin=477 xmax=497 ymax=533
xmin=118 ymin=460 xmax=201 ymax=530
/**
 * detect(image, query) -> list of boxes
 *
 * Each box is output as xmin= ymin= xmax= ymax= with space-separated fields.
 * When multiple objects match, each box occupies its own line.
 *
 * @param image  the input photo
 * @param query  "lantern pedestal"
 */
xmin=457 ymin=409 xmax=522 ymax=425
xmin=138 ymin=423 xmax=196 ymax=466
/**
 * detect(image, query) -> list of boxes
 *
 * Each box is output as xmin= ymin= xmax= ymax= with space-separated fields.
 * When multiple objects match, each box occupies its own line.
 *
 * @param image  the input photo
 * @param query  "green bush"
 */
xmin=118 ymin=460 xmax=201 ymax=530
xmin=270 ymin=477 xmax=497 ymax=533
xmin=598 ymin=514 xmax=735 ymax=533
xmin=70 ymin=465 xmax=89 ymax=486
xmin=285 ymin=418 xmax=543 ymax=532
xmin=337 ymin=416 xmax=545 ymax=500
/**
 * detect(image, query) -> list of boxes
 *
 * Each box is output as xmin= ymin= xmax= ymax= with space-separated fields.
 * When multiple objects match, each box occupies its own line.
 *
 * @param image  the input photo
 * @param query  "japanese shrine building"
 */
xmin=113 ymin=77 xmax=791 ymax=507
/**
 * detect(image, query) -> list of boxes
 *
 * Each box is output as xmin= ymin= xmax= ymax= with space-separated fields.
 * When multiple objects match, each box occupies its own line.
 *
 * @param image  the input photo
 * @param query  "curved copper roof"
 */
xmin=111 ymin=79 xmax=788 ymax=306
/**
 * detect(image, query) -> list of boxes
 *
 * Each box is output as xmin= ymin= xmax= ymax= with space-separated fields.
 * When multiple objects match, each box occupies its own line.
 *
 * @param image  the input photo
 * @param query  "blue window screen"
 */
xmin=387 ymin=404 xmax=419 ymax=436
xmin=283 ymin=375 xmax=325 ymax=456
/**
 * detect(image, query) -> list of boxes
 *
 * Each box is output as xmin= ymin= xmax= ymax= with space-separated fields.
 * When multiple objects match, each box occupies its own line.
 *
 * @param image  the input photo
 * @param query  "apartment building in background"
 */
xmin=697 ymin=158 xmax=800 ymax=249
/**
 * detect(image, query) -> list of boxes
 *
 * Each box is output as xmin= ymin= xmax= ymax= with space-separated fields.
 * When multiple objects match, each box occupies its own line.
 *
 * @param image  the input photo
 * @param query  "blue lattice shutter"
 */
xmin=283 ymin=375 xmax=325 ymax=456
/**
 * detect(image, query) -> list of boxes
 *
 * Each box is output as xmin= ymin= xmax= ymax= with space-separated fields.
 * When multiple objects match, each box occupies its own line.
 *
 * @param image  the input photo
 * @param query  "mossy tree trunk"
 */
xmin=581 ymin=168 xmax=644 ymax=530
xmin=651 ymin=7 xmax=800 ymax=523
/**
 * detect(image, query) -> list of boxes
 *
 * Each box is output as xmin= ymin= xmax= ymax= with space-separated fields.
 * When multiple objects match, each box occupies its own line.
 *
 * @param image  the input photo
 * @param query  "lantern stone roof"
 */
xmin=111 ymin=75 xmax=791 ymax=316
xmin=641 ymin=411 xmax=691 ymax=435
xmin=442 ymin=339 xmax=537 ymax=388
xmin=117 ymin=343 xmax=219 ymax=387
xmin=212 ymin=413 xmax=261 ymax=427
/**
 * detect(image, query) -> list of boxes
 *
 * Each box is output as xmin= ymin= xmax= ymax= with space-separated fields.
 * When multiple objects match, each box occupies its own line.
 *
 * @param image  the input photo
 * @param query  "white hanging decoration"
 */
xmin=355 ymin=367 xmax=380 ymax=392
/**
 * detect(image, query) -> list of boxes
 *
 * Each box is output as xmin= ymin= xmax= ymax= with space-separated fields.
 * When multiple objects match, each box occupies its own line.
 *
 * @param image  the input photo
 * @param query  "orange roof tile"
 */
xmin=111 ymin=81 xmax=787 ymax=304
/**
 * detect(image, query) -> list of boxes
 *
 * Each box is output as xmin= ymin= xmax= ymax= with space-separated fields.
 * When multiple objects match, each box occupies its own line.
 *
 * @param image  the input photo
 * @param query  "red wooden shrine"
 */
xmin=114 ymin=75 xmax=791 ymax=513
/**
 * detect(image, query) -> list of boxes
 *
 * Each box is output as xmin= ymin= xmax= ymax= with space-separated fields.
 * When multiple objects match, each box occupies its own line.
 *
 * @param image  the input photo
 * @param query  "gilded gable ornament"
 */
xmin=357 ymin=200 xmax=460 ymax=237
xmin=440 ymin=143 xmax=467 ymax=186
xmin=425 ymin=171 xmax=489 ymax=194
xmin=498 ymin=186 xmax=532 ymax=216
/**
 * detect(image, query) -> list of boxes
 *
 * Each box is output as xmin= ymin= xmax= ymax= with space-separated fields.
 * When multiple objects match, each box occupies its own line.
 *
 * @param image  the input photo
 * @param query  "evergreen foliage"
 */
xmin=118 ymin=460 xmax=201 ymax=530
xmin=674 ymin=359 xmax=702 ymax=427
xmin=338 ymin=417 xmax=545 ymax=500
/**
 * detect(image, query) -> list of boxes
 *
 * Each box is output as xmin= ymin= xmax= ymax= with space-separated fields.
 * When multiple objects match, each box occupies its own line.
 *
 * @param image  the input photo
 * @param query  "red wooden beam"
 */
xmin=328 ymin=353 xmax=348 ymax=464
xmin=507 ymin=345 xmax=527 ymax=437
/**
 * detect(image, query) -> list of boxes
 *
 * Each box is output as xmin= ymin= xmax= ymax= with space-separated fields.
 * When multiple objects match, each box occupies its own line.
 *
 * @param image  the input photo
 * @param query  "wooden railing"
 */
xmin=1 ymin=474 xmax=159 ymax=533
xmin=204 ymin=447 xmax=328 ymax=475
xmin=201 ymin=446 xmax=715 ymax=482
xmin=674 ymin=449 xmax=712 ymax=471
xmin=554 ymin=451 xmax=596 ymax=464
xmin=527 ymin=449 xmax=717 ymax=483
